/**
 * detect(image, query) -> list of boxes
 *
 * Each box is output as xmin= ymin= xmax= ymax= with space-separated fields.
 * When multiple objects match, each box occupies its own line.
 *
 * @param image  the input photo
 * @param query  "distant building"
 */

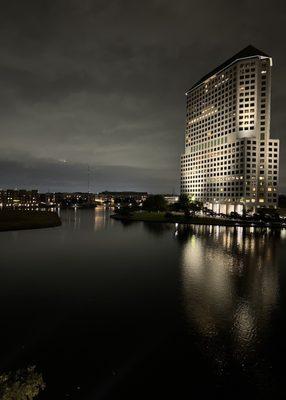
xmin=52 ymin=192 xmax=96 ymax=207
xmin=0 ymin=190 xmax=99 ymax=209
xmin=163 ymin=195 xmax=179 ymax=205
xmin=98 ymin=191 xmax=148 ymax=204
xmin=0 ymin=189 xmax=39 ymax=208
xmin=39 ymin=192 xmax=56 ymax=205
xmin=181 ymin=45 xmax=279 ymax=214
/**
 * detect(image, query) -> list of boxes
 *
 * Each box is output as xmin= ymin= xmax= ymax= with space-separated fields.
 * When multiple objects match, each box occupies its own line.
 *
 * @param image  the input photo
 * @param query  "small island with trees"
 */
xmin=111 ymin=194 xmax=285 ymax=228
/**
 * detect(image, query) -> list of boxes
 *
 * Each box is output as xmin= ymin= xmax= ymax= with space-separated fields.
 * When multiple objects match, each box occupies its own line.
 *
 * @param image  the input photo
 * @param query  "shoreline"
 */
xmin=0 ymin=210 xmax=61 ymax=232
xmin=111 ymin=212 xmax=286 ymax=228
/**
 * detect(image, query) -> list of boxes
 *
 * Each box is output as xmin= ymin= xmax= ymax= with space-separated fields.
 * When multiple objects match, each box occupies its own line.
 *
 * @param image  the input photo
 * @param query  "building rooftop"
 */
xmin=188 ymin=45 xmax=270 ymax=92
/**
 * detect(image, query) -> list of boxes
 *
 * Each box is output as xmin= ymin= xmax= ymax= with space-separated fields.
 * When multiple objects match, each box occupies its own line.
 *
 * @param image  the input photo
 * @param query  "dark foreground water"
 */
xmin=1 ymin=208 xmax=286 ymax=399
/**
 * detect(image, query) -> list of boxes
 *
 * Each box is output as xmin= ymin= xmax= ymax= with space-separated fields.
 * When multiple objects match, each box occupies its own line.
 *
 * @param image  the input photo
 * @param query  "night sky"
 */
xmin=0 ymin=0 xmax=285 ymax=193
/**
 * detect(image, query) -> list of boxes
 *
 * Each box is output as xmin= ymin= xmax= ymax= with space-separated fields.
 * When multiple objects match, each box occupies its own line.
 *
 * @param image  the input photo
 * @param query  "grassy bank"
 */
xmin=111 ymin=211 xmax=285 ymax=228
xmin=0 ymin=210 xmax=61 ymax=231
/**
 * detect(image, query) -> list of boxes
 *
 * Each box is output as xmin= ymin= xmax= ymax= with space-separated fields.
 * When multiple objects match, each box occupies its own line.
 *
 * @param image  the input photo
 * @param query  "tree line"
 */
xmin=115 ymin=194 xmax=203 ymax=217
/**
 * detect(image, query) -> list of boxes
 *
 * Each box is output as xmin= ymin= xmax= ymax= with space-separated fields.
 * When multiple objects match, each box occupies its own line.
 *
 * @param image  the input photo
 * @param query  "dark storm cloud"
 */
xmin=0 ymin=0 xmax=286 ymax=192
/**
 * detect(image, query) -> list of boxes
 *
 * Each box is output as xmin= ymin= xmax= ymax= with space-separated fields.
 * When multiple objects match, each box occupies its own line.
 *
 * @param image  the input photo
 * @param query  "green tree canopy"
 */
xmin=0 ymin=366 xmax=45 ymax=400
xmin=143 ymin=195 xmax=168 ymax=212
xmin=177 ymin=194 xmax=203 ymax=216
xmin=178 ymin=194 xmax=191 ymax=210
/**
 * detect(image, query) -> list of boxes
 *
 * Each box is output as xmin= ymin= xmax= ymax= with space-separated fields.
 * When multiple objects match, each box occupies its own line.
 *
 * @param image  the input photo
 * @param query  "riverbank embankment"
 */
xmin=0 ymin=210 xmax=61 ymax=231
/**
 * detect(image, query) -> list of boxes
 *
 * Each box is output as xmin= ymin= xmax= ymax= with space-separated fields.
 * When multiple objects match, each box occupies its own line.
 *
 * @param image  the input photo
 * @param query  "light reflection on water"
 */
xmin=177 ymin=225 xmax=283 ymax=380
xmin=1 ymin=210 xmax=286 ymax=398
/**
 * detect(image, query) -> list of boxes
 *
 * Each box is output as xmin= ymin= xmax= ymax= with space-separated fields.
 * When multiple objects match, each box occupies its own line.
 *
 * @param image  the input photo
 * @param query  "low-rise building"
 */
xmin=0 ymin=189 xmax=39 ymax=208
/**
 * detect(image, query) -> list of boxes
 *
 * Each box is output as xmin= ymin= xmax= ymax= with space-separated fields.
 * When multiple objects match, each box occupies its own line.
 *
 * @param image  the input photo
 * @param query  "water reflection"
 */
xmin=142 ymin=222 xmax=173 ymax=237
xmin=177 ymin=225 xmax=285 ymax=382
xmin=94 ymin=206 xmax=109 ymax=231
xmin=60 ymin=207 xmax=113 ymax=231
xmin=1 ymin=211 xmax=286 ymax=398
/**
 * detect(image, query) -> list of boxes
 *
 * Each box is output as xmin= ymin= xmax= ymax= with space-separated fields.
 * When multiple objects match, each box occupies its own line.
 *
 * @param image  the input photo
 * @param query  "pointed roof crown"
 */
xmin=189 ymin=45 xmax=270 ymax=92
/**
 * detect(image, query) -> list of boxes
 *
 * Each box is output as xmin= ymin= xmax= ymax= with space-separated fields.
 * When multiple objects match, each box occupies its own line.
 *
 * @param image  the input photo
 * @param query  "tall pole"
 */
xmin=87 ymin=165 xmax=90 ymax=194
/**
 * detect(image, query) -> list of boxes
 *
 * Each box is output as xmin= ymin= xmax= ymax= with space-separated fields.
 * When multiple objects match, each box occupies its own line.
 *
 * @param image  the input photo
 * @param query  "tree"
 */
xmin=0 ymin=366 xmax=45 ymax=400
xmin=189 ymin=200 xmax=203 ymax=213
xmin=178 ymin=194 xmax=190 ymax=209
xmin=143 ymin=195 xmax=168 ymax=212
xmin=256 ymin=207 xmax=280 ymax=221
xmin=177 ymin=194 xmax=202 ymax=217
xmin=177 ymin=194 xmax=192 ymax=217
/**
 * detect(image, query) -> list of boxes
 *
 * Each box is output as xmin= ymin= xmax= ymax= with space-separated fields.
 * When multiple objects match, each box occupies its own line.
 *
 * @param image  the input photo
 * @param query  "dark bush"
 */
xmin=164 ymin=212 xmax=174 ymax=219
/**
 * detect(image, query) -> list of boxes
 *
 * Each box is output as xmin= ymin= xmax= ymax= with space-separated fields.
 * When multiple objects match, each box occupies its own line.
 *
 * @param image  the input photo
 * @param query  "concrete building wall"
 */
xmin=181 ymin=47 xmax=279 ymax=214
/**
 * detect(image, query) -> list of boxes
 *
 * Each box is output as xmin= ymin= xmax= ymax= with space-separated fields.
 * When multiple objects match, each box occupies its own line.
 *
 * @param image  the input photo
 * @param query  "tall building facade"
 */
xmin=181 ymin=45 xmax=279 ymax=214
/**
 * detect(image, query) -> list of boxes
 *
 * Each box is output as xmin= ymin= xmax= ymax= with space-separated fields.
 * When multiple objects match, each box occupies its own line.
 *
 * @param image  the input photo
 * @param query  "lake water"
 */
xmin=1 ymin=208 xmax=286 ymax=399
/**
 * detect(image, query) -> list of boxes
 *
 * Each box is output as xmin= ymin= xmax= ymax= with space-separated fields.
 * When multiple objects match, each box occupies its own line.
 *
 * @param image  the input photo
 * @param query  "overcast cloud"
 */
xmin=0 ymin=0 xmax=285 ymax=193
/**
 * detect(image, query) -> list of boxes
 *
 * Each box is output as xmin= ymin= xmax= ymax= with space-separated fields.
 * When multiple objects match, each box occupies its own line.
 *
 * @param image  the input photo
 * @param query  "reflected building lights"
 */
xmin=178 ymin=225 xmax=281 ymax=367
xmin=94 ymin=208 xmax=108 ymax=231
xmin=233 ymin=302 xmax=256 ymax=347
xmin=280 ymin=228 xmax=286 ymax=239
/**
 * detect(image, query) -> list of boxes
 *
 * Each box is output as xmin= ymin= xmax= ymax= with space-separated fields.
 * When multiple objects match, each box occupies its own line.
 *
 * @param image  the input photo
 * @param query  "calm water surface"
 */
xmin=1 ymin=208 xmax=286 ymax=399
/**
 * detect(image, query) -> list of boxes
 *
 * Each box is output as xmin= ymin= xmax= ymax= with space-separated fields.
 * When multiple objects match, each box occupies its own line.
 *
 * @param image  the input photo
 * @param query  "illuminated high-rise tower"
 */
xmin=181 ymin=45 xmax=279 ymax=214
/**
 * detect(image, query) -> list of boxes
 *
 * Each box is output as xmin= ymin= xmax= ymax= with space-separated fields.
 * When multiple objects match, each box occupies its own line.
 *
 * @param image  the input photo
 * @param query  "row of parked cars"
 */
xmin=203 ymin=207 xmax=282 ymax=222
